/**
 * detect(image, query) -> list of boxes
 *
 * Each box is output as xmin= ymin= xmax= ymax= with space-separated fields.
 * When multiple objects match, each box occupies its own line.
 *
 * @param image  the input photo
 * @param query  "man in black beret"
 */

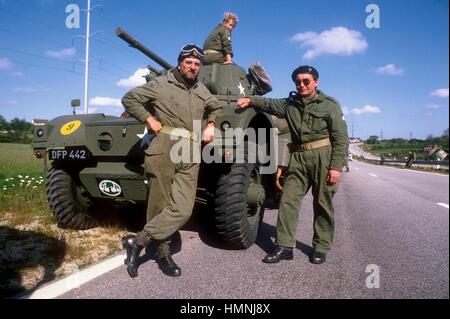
xmin=237 ymin=65 xmax=348 ymax=265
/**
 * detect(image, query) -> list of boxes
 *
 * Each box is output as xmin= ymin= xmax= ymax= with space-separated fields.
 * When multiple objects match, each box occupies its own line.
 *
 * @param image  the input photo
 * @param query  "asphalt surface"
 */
xmin=57 ymin=160 xmax=448 ymax=299
xmin=349 ymin=143 xmax=379 ymax=160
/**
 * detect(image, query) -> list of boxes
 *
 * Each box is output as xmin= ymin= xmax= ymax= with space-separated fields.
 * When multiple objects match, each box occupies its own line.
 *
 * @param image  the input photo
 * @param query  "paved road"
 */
xmin=349 ymin=142 xmax=379 ymax=160
xmin=57 ymin=160 xmax=448 ymax=299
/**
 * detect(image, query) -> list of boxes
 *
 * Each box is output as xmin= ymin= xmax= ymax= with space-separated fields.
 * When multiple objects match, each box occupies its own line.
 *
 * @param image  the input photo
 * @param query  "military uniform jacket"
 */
xmin=122 ymin=69 xmax=221 ymax=129
xmin=251 ymin=91 xmax=348 ymax=170
xmin=203 ymin=24 xmax=233 ymax=57
xmin=121 ymin=69 xmax=222 ymax=154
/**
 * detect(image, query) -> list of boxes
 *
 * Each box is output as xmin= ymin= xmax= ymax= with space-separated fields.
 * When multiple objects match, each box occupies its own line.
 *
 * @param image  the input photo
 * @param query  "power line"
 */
xmin=0 ymin=46 xmax=129 ymax=79
xmin=0 ymin=47 xmax=78 ymax=65
xmin=8 ymin=59 xmax=120 ymax=88
xmin=0 ymin=8 xmax=69 ymax=36
xmin=0 ymin=28 xmax=71 ymax=48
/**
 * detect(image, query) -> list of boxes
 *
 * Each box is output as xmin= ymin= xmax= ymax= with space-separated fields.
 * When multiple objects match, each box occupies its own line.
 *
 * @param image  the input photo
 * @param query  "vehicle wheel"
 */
xmin=214 ymin=162 xmax=266 ymax=249
xmin=45 ymin=165 xmax=98 ymax=229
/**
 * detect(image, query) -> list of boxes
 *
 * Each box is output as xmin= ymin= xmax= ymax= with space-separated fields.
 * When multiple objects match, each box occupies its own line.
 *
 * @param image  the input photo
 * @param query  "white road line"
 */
xmin=355 ymin=167 xmax=360 ymax=170
xmin=437 ymin=203 xmax=449 ymax=209
xmin=20 ymin=252 xmax=126 ymax=299
xmin=369 ymin=173 xmax=378 ymax=178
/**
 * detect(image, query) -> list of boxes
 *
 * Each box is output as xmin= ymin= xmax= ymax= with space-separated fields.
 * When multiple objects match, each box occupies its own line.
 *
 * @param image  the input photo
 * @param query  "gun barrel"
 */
xmin=116 ymin=27 xmax=174 ymax=71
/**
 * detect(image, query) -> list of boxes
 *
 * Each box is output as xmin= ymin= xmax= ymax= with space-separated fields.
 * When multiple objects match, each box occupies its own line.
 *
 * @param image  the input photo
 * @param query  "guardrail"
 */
xmin=359 ymin=158 xmax=449 ymax=167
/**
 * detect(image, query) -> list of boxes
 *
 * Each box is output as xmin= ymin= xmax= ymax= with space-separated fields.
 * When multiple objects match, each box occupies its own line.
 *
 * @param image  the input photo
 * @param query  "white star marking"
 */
xmin=237 ymin=82 xmax=245 ymax=95
xmin=137 ymin=127 xmax=153 ymax=147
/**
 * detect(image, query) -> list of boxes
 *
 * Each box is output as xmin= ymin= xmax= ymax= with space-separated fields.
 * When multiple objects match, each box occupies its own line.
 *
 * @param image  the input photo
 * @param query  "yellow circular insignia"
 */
xmin=60 ymin=120 xmax=81 ymax=135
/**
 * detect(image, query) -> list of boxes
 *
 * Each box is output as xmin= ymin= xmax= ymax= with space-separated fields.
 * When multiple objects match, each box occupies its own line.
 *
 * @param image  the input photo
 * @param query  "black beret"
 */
xmin=291 ymin=65 xmax=319 ymax=82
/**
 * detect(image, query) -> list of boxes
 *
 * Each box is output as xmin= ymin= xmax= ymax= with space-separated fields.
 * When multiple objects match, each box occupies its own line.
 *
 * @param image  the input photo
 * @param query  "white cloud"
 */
xmin=426 ymin=103 xmax=443 ymax=110
xmin=116 ymin=68 xmax=149 ymax=88
xmin=0 ymin=57 xmax=13 ymax=70
xmin=12 ymin=86 xmax=48 ymax=93
xmin=0 ymin=99 xmax=17 ymax=106
xmin=346 ymin=105 xmax=381 ymax=115
xmin=374 ymin=64 xmax=404 ymax=76
xmin=45 ymin=47 xmax=76 ymax=59
xmin=430 ymin=88 xmax=449 ymax=98
xmin=89 ymin=96 xmax=122 ymax=107
xmin=290 ymin=26 xmax=368 ymax=60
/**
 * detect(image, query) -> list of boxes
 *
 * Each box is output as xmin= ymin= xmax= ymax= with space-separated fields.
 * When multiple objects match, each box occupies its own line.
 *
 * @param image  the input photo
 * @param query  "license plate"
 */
xmin=48 ymin=147 xmax=91 ymax=160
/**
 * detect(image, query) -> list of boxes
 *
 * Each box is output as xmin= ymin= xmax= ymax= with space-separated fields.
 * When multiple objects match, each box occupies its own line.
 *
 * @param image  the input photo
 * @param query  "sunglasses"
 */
xmin=180 ymin=44 xmax=205 ymax=59
xmin=295 ymin=78 xmax=312 ymax=87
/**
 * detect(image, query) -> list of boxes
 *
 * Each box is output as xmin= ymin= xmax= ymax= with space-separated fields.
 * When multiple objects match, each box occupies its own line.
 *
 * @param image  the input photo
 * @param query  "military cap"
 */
xmin=291 ymin=65 xmax=319 ymax=81
xmin=178 ymin=44 xmax=205 ymax=63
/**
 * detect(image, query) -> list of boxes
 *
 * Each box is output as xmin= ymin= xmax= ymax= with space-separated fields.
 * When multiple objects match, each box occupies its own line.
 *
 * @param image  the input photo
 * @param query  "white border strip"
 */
xmin=20 ymin=253 xmax=126 ymax=299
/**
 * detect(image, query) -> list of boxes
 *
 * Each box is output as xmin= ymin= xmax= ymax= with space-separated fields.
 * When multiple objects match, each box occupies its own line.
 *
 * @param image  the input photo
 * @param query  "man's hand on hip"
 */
xmin=327 ymin=169 xmax=341 ymax=185
xmin=202 ymin=122 xmax=215 ymax=143
xmin=146 ymin=116 xmax=162 ymax=134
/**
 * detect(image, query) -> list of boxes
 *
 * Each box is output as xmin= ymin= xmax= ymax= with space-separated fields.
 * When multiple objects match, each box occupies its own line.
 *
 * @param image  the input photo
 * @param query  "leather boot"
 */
xmin=156 ymin=243 xmax=181 ymax=277
xmin=157 ymin=254 xmax=182 ymax=277
xmin=262 ymin=246 xmax=294 ymax=263
xmin=310 ymin=251 xmax=327 ymax=264
xmin=122 ymin=235 xmax=144 ymax=278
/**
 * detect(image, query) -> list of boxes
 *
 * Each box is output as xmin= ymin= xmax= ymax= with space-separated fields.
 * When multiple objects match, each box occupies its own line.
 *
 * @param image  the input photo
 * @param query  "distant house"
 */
xmin=424 ymin=145 xmax=449 ymax=160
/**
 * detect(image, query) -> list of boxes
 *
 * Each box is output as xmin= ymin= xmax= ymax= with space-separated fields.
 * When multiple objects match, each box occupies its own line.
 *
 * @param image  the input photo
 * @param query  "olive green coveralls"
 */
xmin=122 ymin=69 xmax=222 ymax=256
xmin=203 ymin=24 xmax=233 ymax=64
xmin=251 ymin=91 xmax=348 ymax=253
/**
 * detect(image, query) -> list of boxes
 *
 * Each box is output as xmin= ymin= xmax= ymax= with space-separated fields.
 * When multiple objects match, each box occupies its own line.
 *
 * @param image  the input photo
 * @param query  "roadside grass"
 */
xmin=0 ymin=143 xmax=130 ymax=298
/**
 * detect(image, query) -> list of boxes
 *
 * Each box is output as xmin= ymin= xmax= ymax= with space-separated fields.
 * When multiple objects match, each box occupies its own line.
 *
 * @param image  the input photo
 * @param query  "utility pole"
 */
xmin=351 ymin=121 xmax=354 ymax=139
xmin=83 ymin=0 xmax=91 ymax=114
xmin=80 ymin=0 xmax=102 ymax=114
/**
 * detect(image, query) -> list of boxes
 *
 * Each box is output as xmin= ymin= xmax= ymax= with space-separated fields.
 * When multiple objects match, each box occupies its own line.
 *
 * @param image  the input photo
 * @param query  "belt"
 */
xmin=160 ymin=126 xmax=199 ymax=142
xmin=288 ymin=137 xmax=331 ymax=153
xmin=204 ymin=49 xmax=221 ymax=54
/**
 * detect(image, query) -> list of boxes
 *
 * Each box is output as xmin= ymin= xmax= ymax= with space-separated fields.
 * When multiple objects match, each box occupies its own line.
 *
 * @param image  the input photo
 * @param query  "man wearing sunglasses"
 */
xmin=203 ymin=12 xmax=238 ymax=65
xmin=236 ymin=65 xmax=348 ymax=265
xmin=121 ymin=44 xmax=222 ymax=278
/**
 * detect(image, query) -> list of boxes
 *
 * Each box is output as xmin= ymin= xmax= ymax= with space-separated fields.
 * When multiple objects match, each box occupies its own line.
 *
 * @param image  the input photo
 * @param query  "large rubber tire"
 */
xmin=45 ymin=165 xmax=98 ymax=229
xmin=214 ymin=163 xmax=265 ymax=249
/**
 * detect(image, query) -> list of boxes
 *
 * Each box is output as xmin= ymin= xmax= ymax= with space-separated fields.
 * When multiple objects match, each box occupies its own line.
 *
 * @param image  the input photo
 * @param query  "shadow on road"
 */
xmin=255 ymin=219 xmax=313 ymax=257
xmin=0 ymin=226 xmax=66 ymax=299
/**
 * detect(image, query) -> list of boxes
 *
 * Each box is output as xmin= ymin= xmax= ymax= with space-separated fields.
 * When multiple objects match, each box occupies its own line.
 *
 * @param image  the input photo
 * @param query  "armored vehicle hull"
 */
xmin=32 ymin=28 xmax=289 ymax=249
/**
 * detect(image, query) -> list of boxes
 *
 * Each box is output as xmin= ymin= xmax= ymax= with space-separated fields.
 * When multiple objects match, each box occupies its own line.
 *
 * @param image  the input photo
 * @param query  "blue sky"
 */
xmin=0 ymin=0 xmax=448 ymax=139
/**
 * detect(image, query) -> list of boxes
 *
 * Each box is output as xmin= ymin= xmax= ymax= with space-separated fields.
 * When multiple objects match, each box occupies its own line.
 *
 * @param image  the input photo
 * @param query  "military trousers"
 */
xmin=140 ymin=134 xmax=200 ymax=256
xmin=276 ymin=145 xmax=339 ymax=253
xmin=204 ymin=52 xmax=224 ymax=65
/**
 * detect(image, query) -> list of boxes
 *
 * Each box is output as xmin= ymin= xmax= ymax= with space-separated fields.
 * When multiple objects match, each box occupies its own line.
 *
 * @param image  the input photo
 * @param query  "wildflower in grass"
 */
xmin=18 ymin=175 xmax=23 ymax=178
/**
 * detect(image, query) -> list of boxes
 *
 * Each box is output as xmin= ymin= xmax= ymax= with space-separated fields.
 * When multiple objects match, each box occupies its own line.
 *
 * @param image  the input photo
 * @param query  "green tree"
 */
xmin=0 ymin=115 xmax=8 ymax=131
xmin=9 ymin=117 xmax=32 ymax=132
xmin=367 ymin=135 xmax=379 ymax=144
